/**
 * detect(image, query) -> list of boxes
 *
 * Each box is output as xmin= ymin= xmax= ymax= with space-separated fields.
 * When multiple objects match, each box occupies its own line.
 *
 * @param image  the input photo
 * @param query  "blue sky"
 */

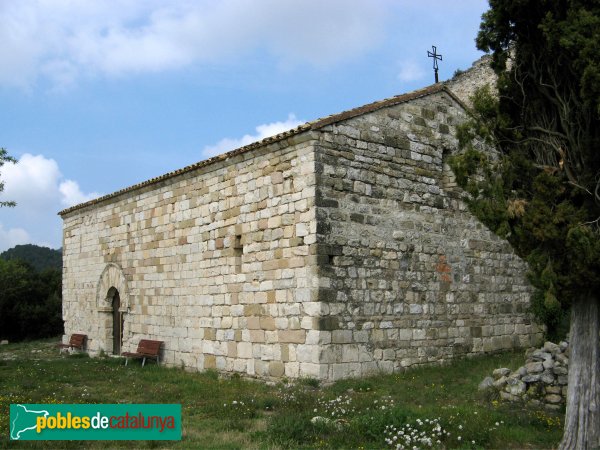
xmin=0 ymin=0 xmax=489 ymax=251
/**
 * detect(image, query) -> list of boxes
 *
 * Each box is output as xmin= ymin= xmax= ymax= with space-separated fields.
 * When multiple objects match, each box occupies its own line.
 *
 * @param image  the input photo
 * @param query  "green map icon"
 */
xmin=10 ymin=404 xmax=49 ymax=440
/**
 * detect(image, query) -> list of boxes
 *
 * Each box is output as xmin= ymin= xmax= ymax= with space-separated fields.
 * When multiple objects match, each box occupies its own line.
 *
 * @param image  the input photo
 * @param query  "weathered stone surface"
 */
xmin=484 ymin=340 xmax=570 ymax=410
xmin=542 ymin=359 xmax=554 ymax=370
xmin=540 ymin=371 xmax=555 ymax=384
xmin=545 ymin=394 xmax=562 ymax=404
xmin=493 ymin=368 xmax=511 ymax=379
xmin=506 ymin=379 xmax=526 ymax=396
xmin=478 ymin=376 xmax=494 ymax=391
xmin=531 ymin=350 xmax=552 ymax=361
xmin=269 ymin=361 xmax=285 ymax=377
xmin=543 ymin=341 xmax=560 ymax=354
xmin=59 ymin=55 xmax=542 ymax=381
xmin=522 ymin=374 xmax=541 ymax=383
xmin=553 ymin=365 xmax=568 ymax=375
xmin=525 ymin=361 xmax=544 ymax=373
xmin=500 ymin=391 xmax=517 ymax=402
xmin=493 ymin=376 xmax=508 ymax=389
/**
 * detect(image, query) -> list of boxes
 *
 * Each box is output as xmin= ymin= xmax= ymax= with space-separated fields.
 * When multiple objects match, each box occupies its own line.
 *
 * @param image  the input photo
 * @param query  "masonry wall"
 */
xmin=314 ymin=91 xmax=542 ymax=380
xmin=62 ymin=133 xmax=324 ymax=378
xmin=445 ymin=55 xmax=497 ymax=107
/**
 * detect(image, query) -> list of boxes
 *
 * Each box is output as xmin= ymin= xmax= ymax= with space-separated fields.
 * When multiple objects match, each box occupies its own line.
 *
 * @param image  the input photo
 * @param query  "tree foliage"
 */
xmin=0 ymin=244 xmax=62 ymax=272
xmin=0 ymin=147 xmax=16 ymax=208
xmin=0 ymin=257 xmax=63 ymax=341
xmin=451 ymin=0 xmax=600 ymax=337
xmin=452 ymin=1 xmax=600 ymax=447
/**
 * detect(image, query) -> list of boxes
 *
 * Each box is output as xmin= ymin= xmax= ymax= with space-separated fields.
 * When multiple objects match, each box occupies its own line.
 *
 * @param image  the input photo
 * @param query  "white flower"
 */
xmin=458 ymin=436 xmax=462 ymax=441
xmin=495 ymin=422 xmax=500 ymax=426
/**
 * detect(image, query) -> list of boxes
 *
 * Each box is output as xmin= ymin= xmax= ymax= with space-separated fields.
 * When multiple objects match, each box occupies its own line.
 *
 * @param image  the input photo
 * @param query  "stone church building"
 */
xmin=59 ymin=58 xmax=542 ymax=380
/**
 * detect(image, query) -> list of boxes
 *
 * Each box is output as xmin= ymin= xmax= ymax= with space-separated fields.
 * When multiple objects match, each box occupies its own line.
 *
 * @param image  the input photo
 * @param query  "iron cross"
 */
xmin=427 ymin=45 xmax=443 ymax=83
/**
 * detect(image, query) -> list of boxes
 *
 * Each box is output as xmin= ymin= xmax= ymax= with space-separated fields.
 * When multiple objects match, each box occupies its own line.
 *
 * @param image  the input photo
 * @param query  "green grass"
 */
xmin=0 ymin=339 xmax=563 ymax=449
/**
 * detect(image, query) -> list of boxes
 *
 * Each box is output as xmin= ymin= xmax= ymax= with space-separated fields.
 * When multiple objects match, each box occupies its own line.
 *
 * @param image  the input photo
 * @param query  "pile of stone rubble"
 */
xmin=479 ymin=341 xmax=568 ymax=410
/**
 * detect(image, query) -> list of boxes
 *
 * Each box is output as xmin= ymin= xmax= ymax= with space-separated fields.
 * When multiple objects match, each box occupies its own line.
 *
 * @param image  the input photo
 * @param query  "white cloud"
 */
xmin=2 ymin=154 xmax=62 ymax=208
xmin=2 ymin=153 xmax=100 ymax=210
xmin=0 ymin=153 xmax=101 ymax=251
xmin=0 ymin=0 xmax=389 ymax=88
xmin=0 ymin=223 xmax=30 ymax=251
xmin=397 ymin=60 xmax=427 ymax=83
xmin=202 ymin=114 xmax=304 ymax=159
xmin=59 ymin=179 xmax=100 ymax=207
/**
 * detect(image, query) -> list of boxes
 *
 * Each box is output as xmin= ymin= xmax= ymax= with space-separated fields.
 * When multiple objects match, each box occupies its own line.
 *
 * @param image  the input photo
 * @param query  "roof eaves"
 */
xmin=59 ymin=83 xmax=465 ymax=217
xmin=58 ymin=123 xmax=313 ymax=216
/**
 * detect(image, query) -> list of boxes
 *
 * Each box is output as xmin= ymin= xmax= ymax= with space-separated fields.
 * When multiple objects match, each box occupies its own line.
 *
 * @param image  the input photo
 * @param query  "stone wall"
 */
xmin=445 ymin=55 xmax=497 ymax=107
xmin=314 ymin=90 xmax=542 ymax=380
xmin=61 ymin=78 xmax=543 ymax=381
xmin=480 ymin=341 xmax=569 ymax=410
xmin=62 ymin=133 xmax=325 ymax=378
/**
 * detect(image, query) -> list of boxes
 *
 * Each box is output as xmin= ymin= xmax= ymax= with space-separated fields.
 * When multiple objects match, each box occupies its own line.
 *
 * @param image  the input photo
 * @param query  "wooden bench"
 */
xmin=121 ymin=339 xmax=163 ymax=367
xmin=57 ymin=334 xmax=87 ymax=354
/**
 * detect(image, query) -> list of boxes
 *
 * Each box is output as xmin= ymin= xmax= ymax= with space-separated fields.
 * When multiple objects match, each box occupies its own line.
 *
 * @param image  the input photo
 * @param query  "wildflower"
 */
xmin=458 ymin=436 xmax=462 ymax=441
xmin=495 ymin=422 xmax=499 ymax=426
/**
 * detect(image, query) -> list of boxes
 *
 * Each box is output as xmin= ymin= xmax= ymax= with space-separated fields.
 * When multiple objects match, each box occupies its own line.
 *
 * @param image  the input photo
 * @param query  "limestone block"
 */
xmin=285 ymin=362 xmax=299 ymax=378
xmin=300 ymin=362 xmax=328 ymax=379
xmin=260 ymin=316 xmax=276 ymax=331
xmin=332 ymin=330 xmax=352 ymax=344
xmin=413 ymin=329 xmax=426 ymax=340
xmin=296 ymin=344 xmax=319 ymax=363
xmin=204 ymin=354 xmax=216 ymax=369
xmin=278 ymin=330 xmax=306 ymax=343
xmin=264 ymin=331 xmax=278 ymax=344
xmin=237 ymin=342 xmax=252 ymax=358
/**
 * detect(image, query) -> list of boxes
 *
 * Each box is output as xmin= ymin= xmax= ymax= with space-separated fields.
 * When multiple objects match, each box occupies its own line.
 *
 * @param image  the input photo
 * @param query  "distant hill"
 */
xmin=0 ymin=244 xmax=62 ymax=272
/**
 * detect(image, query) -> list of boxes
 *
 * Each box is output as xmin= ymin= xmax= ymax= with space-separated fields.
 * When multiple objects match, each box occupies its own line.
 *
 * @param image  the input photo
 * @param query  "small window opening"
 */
xmin=441 ymin=148 xmax=457 ymax=190
xmin=233 ymin=235 xmax=243 ymax=274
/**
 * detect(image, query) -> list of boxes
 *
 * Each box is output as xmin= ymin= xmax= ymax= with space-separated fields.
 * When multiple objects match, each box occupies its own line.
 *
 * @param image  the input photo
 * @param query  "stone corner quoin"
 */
xmin=59 ymin=57 xmax=543 ymax=381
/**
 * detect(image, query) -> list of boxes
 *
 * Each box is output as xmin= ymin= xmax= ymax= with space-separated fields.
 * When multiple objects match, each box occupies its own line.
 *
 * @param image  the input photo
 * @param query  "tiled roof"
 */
xmin=59 ymin=83 xmax=462 ymax=216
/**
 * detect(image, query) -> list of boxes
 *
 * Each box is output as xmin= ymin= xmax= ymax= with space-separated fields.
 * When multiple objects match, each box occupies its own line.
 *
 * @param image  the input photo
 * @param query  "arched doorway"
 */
xmin=108 ymin=288 xmax=124 ymax=355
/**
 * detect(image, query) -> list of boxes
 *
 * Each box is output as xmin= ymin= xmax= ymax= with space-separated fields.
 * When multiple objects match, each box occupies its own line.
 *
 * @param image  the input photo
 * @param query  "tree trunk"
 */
xmin=559 ymin=294 xmax=600 ymax=450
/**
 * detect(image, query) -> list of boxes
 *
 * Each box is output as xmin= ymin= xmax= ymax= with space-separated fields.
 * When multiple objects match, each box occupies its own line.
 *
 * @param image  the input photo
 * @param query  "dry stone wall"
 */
xmin=480 ymin=341 xmax=569 ymax=410
xmin=314 ymin=90 xmax=542 ymax=380
xmin=62 ymin=134 xmax=324 ymax=378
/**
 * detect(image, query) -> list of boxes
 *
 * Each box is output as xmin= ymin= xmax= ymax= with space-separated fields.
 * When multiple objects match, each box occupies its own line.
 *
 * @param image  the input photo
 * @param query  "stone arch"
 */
xmin=96 ymin=263 xmax=130 ymax=354
xmin=96 ymin=263 xmax=129 ymax=310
